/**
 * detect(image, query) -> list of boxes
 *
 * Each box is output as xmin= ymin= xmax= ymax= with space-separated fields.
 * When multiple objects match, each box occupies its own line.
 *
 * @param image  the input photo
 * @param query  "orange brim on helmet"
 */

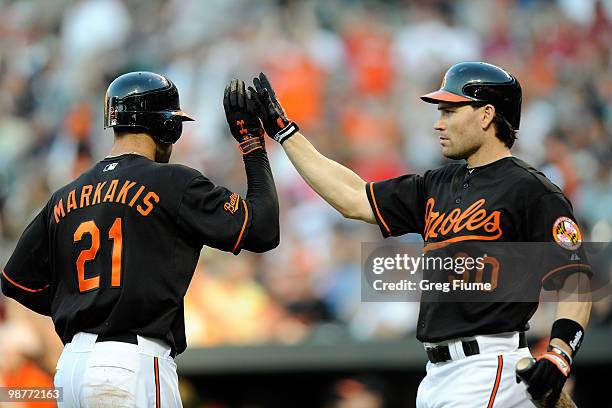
xmin=420 ymin=90 xmax=473 ymax=104
xmin=173 ymin=111 xmax=195 ymax=121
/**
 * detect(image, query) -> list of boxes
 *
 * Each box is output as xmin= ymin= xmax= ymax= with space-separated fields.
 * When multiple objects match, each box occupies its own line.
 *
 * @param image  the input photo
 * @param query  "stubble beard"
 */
xmin=442 ymin=143 xmax=480 ymax=161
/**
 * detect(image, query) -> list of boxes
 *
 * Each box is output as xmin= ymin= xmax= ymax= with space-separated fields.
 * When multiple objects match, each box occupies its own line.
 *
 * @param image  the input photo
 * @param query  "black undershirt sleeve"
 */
xmin=240 ymin=150 xmax=280 ymax=252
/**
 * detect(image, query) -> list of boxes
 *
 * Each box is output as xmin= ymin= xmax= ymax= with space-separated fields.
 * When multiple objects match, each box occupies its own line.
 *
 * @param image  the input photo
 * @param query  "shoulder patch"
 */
xmin=552 ymin=216 xmax=582 ymax=250
xmin=223 ymin=192 xmax=240 ymax=214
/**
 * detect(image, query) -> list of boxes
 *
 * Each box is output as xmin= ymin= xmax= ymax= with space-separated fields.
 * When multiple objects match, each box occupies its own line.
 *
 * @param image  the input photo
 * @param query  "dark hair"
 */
xmin=471 ymin=103 xmax=517 ymax=148
xmin=492 ymin=113 xmax=517 ymax=148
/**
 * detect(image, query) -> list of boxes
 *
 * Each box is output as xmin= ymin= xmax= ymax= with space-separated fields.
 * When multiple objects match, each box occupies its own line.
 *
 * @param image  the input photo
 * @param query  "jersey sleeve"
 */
xmin=365 ymin=174 xmax=426 ymax=238
xmin=177 ymin=175 xmax=252 ymax=254
xmin=2 ymin=204 xmax=52 ymax=315
xmin=527 ymin=192 xmax=592 ymax=290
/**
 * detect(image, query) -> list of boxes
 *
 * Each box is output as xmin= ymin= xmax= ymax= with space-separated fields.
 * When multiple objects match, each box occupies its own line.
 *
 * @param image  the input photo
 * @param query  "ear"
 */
xmin=481 ymin=104 xmax=495 ymax=130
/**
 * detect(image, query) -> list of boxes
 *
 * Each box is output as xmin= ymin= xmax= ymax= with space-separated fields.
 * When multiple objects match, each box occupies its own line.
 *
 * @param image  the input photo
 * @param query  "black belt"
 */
xmin=96 ymin=333 xmax=138 ymax=344
xmin=426 ymin=332 xmax=527 ymax=364
xmin=96 ymin=333 xmax=177 ymax=358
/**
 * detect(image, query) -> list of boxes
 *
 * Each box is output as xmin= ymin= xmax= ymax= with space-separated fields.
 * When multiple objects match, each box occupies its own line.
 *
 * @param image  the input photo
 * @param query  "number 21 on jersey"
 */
xmin=73 ymin=218 xmax=123 ymax=292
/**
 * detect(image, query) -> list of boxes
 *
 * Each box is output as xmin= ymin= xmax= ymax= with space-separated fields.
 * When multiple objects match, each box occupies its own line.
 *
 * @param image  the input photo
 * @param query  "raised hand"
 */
xmin=224 ymin=78 xmax=265 ymax=155
xmin=249 ymin=72 xmax=299 ymax=144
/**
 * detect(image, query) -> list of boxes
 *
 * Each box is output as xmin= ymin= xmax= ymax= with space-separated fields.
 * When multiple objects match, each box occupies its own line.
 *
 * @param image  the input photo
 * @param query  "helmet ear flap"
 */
xmin=164 ymin=115 xmax=182 ymax=129
xmin=161 ymin=117 xmax=183 ymax=144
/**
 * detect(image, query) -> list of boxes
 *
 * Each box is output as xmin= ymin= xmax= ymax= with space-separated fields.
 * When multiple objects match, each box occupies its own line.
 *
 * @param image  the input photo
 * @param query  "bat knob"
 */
xmin=516 ymin=357 xmax=536 ymax=384
xmin=515 ymin=357 xmax=578 ymax=407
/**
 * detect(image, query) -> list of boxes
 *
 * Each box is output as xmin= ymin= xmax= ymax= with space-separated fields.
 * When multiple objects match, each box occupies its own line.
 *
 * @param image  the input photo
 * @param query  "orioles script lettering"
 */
xmin=424 ymin=198 xmax=502 ymax=242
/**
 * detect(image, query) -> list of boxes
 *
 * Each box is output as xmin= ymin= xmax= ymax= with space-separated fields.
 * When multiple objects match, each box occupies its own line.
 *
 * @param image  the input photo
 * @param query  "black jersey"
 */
xmin=365 ymin=156 xmax=591 ymax=342
xmin=2 ymin=154 xmax=256 ymax=355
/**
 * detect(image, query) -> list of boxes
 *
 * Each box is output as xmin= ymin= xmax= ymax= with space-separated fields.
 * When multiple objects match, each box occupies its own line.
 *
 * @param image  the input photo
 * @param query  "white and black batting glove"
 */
xmin=249 ymin=72 xmax=299 ymax=144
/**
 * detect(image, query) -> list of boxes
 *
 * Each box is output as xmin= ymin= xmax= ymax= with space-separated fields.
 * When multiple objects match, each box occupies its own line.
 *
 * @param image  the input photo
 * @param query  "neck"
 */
xmin=466 ymin=142 xmax=512 ymax=168
xmin=109 ymin=133 xmax=156 ymax=160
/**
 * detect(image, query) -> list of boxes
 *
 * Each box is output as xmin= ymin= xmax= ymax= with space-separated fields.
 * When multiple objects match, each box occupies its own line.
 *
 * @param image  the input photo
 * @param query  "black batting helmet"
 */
xmin=420 ymin=62 xmax=522 ymax=130
xmin=104 ymin=71 xmax=194 ymax=144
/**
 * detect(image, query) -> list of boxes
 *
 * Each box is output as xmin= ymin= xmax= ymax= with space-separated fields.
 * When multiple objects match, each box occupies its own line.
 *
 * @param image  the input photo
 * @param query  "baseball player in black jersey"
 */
xmin=248 ymin=63 xmax=591 ymax=407
xmin=1 ymin=72 xmax=279 ymax=407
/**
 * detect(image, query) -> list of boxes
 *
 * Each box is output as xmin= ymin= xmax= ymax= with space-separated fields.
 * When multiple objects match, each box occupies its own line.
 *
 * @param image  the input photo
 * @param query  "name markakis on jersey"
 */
xmin=360 ymin=242 xmax=610 ymax=303
xmin=52 ymin=178 xmax=159 ymax=223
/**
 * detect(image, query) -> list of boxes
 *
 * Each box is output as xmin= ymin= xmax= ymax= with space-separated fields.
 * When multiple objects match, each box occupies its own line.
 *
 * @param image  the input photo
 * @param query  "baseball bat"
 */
xmin=515 ymin=357 xmax=577 ymax=408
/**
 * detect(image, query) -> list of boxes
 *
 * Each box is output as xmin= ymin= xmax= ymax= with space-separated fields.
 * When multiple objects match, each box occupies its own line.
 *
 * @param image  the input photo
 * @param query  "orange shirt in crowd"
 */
xmin=265 ymin=55 xmax=325 ymax=131
xmin=3 ymin=360 xmax=55 ymax=408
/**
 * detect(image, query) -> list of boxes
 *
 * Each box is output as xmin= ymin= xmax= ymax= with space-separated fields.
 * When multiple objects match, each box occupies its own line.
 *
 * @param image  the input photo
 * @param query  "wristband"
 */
xmin=273 ymin=122 xmax=299 ymax=144
xmin=548 ymin=345 xmax=572 ymax=365
xmin=238 ymin=137 xmax=264 ymax=155
xmin=550 ymin=318 xmax=584 ymax=357
xmin=538 ymin=351 xmax=571 ymax=377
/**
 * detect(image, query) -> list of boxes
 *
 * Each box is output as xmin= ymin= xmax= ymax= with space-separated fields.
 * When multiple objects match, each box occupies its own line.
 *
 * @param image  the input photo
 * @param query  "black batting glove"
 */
xmin=224 ymin=78 xmax=265 ymax=155
xmin=249 ymin=72 xmax=299 ymax=144
xmin=526 ymin=349 xmax=571 ymax=406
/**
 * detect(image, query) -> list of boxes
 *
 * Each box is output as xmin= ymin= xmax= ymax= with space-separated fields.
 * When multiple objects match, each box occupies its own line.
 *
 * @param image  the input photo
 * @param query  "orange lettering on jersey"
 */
xmin=103 ymin=179 xmax=119 ymax=202
xmin=115 ymin=180 xmax=136 ymax=204
xmin=53 ymin=199 xmax=65 ymax=223
xmin=424 ymin=200 xmax=440 ymax=239
xmin=223 ymin=193 xmax=240 ymax=214
xmin=92 ymin=181 xmax=107 ymax=205
xmin=128 ymin=185 xmax=145 ymax=207
xmin=137 ymin=191 xmax=160 ymax=216
xmin=439 ymin=208 xmax=460 ymax=236
xmin=66 ymin=189 xmax=77 ymax=213
xmin=424 ymin=198 xmax=502 ymax=244
xmin=80 ymin=185 xmax=93 ymax=208
xmin=463 ymin=208 xmax=487 ymax=231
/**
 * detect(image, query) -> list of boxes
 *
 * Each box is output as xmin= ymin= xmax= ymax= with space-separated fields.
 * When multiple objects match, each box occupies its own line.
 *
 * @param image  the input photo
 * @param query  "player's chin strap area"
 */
xmin=424 ymin=332 xmax=527 ymax=363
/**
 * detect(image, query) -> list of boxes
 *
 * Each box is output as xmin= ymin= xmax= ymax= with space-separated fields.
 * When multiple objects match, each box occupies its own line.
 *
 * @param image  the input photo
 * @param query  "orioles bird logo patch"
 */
xmin=552 ymin=216 xmax=582 ymax=250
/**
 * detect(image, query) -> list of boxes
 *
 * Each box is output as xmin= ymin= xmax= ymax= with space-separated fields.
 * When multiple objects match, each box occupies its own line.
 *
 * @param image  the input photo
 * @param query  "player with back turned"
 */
xmin=1 ymin=72 xmax=277 ymax=407
xmin=248 ymin=63 xmax=592 ymax=407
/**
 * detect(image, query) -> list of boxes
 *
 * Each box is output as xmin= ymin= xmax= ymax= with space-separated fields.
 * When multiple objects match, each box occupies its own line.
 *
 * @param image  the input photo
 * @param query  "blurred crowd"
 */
xmin=0 ymin=0 xmax=611 ymax=403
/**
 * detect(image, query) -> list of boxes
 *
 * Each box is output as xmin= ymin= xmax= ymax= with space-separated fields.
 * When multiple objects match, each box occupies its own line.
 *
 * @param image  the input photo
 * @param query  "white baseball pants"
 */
xmin=54 ymin=332 xmax=182 ymax=408
xmin=417 ymin=332 xmax=538 ymax=408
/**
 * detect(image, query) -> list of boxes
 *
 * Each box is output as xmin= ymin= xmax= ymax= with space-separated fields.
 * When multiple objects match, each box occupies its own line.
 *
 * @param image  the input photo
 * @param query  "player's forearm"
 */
xmin=551 ymin=273 xmax=592 ymax=357
xmin=241 ymin=150 xmax=280 ymax=252
xmin=554 ymin=301 xmax=591 ymax=330
xmin=282 ymin=133 xmax=375 ymax=222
